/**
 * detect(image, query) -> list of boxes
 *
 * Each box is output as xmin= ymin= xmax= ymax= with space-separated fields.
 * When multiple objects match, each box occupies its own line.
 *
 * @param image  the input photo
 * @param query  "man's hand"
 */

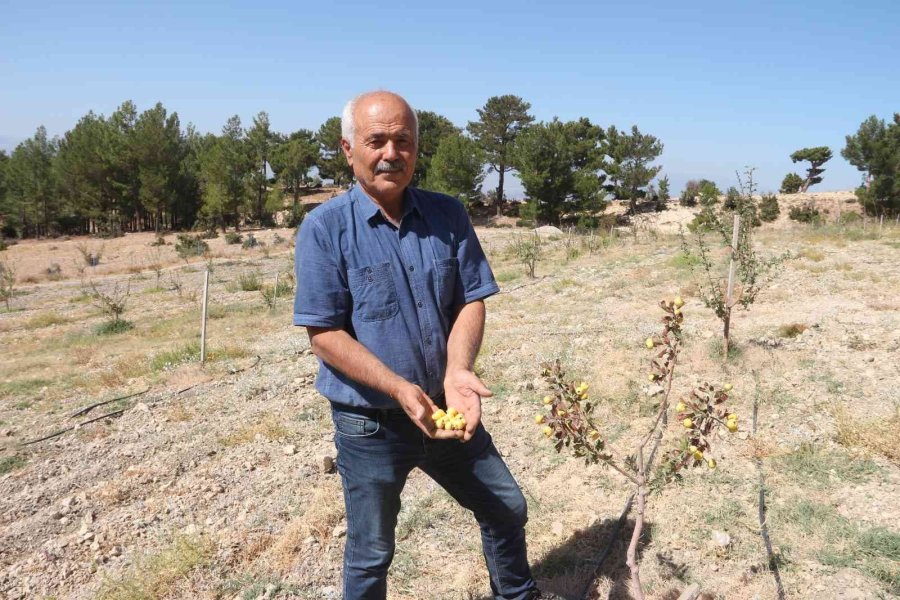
xmin=444 ymin=368 xmax=493 ymax=442
xmin=393 ymin=382 xmax=464 ymax=440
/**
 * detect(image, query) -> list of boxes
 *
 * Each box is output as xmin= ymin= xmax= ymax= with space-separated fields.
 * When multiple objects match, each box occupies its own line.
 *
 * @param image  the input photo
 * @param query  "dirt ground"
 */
xmin=0 ymin=193 xmax=898 ymax=600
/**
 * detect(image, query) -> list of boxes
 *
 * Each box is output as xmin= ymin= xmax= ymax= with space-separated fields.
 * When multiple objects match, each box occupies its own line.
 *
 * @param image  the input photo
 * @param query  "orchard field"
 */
xmin=0 ymin=193 xmax=898 ymax=600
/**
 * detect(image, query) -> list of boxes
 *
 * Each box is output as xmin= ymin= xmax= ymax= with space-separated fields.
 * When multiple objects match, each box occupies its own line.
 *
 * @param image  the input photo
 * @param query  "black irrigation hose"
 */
xmin=752 ymin=380 xmax=786 ymax=600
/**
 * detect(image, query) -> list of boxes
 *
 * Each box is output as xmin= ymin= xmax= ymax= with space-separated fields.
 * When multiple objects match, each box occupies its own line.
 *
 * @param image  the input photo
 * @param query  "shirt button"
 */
xmin=408 ymin=265 xmax=415 ymax=272
xmin=417 ymin=301 xmax=423 ymax=308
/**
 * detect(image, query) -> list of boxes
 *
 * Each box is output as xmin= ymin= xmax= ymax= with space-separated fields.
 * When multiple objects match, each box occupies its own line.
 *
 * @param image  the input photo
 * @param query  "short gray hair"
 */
xmin=341 ymin=91 xmax=419 ymax=148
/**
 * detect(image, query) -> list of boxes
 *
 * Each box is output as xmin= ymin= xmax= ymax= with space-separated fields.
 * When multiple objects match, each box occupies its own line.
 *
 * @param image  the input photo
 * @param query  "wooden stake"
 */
xmin=273 ymin=272 xmax=279 ymax=310
xmin=723 ymin=214 xmax=740 ymax=356
xmin=200 ymin=269 xmax=210 ymax=364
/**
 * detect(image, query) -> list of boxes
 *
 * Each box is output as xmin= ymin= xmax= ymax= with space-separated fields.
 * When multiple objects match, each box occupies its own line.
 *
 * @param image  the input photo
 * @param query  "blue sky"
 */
xmin=2 ymin=0 xmax=898 ymax=196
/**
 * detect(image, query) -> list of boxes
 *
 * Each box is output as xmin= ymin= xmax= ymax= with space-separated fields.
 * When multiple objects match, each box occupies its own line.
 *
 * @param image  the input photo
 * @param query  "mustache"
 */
xmin=375 ymin=160 xmax=405 ymax=174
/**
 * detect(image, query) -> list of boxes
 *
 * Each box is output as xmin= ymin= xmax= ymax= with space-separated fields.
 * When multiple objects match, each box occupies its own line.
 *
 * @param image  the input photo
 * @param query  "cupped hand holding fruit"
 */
xmin=444 ymin=368 xmax=493 ymax=442
xmin=393 ymin=382 xmax=464 ymax=440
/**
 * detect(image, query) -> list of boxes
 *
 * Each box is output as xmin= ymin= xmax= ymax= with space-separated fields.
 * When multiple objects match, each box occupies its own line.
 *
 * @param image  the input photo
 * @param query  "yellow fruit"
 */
xmin=645 ymin=337 xmax=655 ymax=349
xmin=542 ymin=426 xmax=553 ymax=437
xmin=674 ymin=296 xmax=684 ymax=308
xmin=534 ymin=414 xmax=545 ymax=424
xmin=432 ymin=409 xmax=446 ymax=421
xmin=723 ymin=383 xmax=733 ymax=392
xmin=689 ymin=445 xmax=698 ymax=453
xmin=578 ymin=382 xmax=588 ymax=391
xmin=692 ymin=450 xmax=704 ymax=461
xmin=557 ymin=409 xmax=566 ymax=417
xmin=588 ymin=430 xmax=601 ymax=440
xmin=726 ymin=421 xmax=738 ymax=433
xmin=707 ymin=458 xmax=717 ymax=470
xmin=673 ymin=307 xmax=682 ymax=316
xmin=683 ymin=418 xmax=694 ymax=429
xmin=447 ymin=407 xmax=459 ymax=418
xmin=648 ymin=373 xmax=656 ymax=382
xmin=675 ymin=402 xmax=687 ymax=412
xmin=543 ymin=395 xmax=553 ymax=405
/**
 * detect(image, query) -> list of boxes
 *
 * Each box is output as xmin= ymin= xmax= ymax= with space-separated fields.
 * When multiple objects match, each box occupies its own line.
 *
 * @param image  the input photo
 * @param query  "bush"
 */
xmin=723 ymin=186 xmax=740 ymax=210
xmin=686 ymin=208 xmax=719 ymax=233
xmin=150 ymin=235 xmax=167 ymax=247
xmin=0 ymin=238 xmax=7 ymax=251
xmin=789 ymin=203 xmax=822 ymax=224
xmin=838 ymin=211 xmax=862 ymax=225
xmin=241 ymin=233 xmax=259 ymax=249
xmin=46 ymin=263 xmax=63 ymax=281
xmin=236 ymin=271 xmax=262 ymax=292
xmin=759 ymin=194 xmax=780 ymax=222
xmin=175 ymin=234 xmax=209 ymax=259
xmin=697 ymin=180 xmax=720 ymax=207
xmin=679 ymin=180 xmax=700 ymax=207
xmin=95 ymin=319 xmax=134 ymax=335
xmin=200 ymin=229 xmax=219 ymax=240
xmin=224 ymin=232 xmax=243 ymax=245
xmin=780 ymin=173 xmax=803 ymax=194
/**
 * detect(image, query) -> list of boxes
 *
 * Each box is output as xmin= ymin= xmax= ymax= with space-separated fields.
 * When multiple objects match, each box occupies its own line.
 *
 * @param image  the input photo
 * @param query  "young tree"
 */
xmin=413 ymin=111 xmax=459 ymax=187
xmin=790 ymin=146 xmax=832 ymax=192
xmin=199 ymin=116 xmax=251 ymax=229
xmin=270 ymin=129 xmax=318 ymax=213
xmin=657 ymin=175 xmax=670 ymax=205
xmin=467 ymin=95 xmax=534 ymax=215
xmin=246 ymin=111 xmax=275 ymax=221
xmin=603 ymin=125 xmax=664 ymax=214
xmin=843 ymin=114 xmax=900 ymax=215
xmin=422 ymin=132 xmax=485 ymax=208
xmin=779 ymin=173 xmax=803 ymax=194
xmin=132 ymin=102 xmax=184 ymax=231
xmin=6 ymin=126 xmax=58 ymax=237
xmin=515 ymin=118 xmax=606 ymax=224
xmin=842 ymin=115 xmax=886 ymax=189
xmin=316 ymin=116 xmax=354 ymax=186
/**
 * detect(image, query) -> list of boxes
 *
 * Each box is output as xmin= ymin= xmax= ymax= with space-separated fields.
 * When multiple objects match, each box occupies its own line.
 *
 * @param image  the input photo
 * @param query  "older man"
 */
xmin=294 ymin=91 xmax=559 ymax=600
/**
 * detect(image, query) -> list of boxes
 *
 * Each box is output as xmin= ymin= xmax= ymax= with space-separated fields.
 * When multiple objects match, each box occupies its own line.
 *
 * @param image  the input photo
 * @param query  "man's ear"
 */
xmin=340 ymin=138 xmax=353 ymax=167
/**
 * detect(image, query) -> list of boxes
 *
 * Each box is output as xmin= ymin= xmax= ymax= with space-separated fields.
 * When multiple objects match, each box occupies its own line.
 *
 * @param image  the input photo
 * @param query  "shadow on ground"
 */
xmin=471 ymin=516 xmax=688 ymax=600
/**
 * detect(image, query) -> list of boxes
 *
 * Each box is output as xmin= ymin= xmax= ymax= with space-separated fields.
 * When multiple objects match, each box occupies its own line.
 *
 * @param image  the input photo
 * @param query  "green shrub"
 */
xmin=95 ymin=319 xmax=134 ymax=335
xmin=780 ymin=173 xmax=803 ymax=194
xmin=686 ymin=208 xmax=719 ymax=233
xmin=759 ymin=194 xmax=780 ymax=222
xmin=679 ymin=180 xmax=700 ymax=206
xmin=224 ymin=231 xmax=243 ymax=245
xmin=241 ymin=233 xmax=259 ymax=249
xmin=722 ymin=186 xmax=740 ymax=210
xmin=697 ymin=180 xmax=720 ymax=207
xmin=175 ymin=234 xmax=209 ymax=259
xmin=838 ymin=211 xmax=862 ymax=225
xmin=236 ymin=271 xmax=262 ymax=292
xmin=789 ymin=203 xmax=822 ymax=224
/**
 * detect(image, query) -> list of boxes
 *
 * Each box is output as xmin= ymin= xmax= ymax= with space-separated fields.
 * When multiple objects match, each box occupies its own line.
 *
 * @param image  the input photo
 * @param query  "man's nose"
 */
xmin=382 ymin=140 xmax=400 ymax=160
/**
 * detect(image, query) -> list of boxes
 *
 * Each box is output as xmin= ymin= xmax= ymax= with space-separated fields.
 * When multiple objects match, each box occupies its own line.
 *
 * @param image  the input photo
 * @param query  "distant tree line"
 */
xmin=0 ymin=95 xmax=669 ymax=239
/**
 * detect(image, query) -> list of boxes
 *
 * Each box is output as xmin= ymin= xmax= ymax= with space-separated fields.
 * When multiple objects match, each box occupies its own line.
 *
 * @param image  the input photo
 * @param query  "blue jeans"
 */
xmin=332 ymin=403 xmax=537 ymax=600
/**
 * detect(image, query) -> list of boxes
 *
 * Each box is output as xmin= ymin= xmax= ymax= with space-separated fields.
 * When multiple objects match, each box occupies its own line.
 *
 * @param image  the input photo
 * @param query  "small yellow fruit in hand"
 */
xmin=542 ymin=426 xmax=553 ymax=437
xmin=543 ymin=395 xmax=553 ymax=405
xmin=707 ymin=458 xmax=717 ymax=470
xmin=674 ymin=296 xmax=684 ymax=308
xmin=675 ymin=402 xmax=687 ymax=412
xmin=683 ymin=418 xmax=694 ymax=429
xmin=723 ymin=383 xmax=733 ymax=392
xmin=432 ymin=409 xmax=446 ymax=421
xmin=447 ymin=407 xmax=459 ymax=418
xmin=726 ymin=420 xmax=738 ymax=433
xmin=534 ymin=414 xmax=545 ymax=424
xmin=645 ymin=337 xmax=655 ymax=349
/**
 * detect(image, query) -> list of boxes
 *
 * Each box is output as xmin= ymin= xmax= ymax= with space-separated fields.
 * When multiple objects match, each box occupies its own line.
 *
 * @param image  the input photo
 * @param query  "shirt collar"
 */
xmin=353 ymin=185 xmax=421 ymax=225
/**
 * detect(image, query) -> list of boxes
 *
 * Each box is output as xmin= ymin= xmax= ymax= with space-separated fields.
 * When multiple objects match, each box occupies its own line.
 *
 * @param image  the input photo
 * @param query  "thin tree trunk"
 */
xmin=626 ymin=445 xmax=647 ymax=600
xmin=497 ymin=167 xmax=505 ymax=216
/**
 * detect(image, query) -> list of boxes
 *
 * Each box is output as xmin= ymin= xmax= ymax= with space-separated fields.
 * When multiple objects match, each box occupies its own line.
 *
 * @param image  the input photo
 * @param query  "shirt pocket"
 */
xmin=347 ymin=262 xmax=400 ymax=322
xmin=333 ymin=412 xmax=381 ymax=437
xmin=433 ymin=257 xmax=459 ymax=310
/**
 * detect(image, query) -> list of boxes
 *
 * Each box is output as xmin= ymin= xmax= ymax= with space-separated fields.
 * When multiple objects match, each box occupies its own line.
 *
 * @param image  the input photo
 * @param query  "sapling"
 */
xmin=534 ymin=299 xmax=739 ymax=599
xmin=0 ymin=261 xmax=16 ymax=311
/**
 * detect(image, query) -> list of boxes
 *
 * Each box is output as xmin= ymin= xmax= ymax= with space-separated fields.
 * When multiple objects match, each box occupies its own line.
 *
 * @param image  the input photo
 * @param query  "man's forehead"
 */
xmin=356 ymin=95 xmax=414 ymax=127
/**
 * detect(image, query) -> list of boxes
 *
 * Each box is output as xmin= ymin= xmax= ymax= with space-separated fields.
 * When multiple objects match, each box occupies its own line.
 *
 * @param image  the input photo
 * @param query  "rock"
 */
xmin=645 ymin=384 xmax=665 ymax=397
xmin=534 ymin=225 xmax=564 ymax=236
xmin=135 ymin=402 xmax=150 ymax=412
xmin=302 ymin=535 xmax=317 ymax=546
xmin=319 ymin=454 xmax=335 ymax=473
xmin=283 ymin=444 xmax=297 ymax=456
xmin=320 ymin=585 xmax=339 ymax=599
xmin=551 ymin=521 xmax=564 ymax=536
xmin=710 ymin=530 xmax=731 ymax=548
xmin=332 ymin=523 xmax=347 ymax=538
xmin=0 ymin=428 xmax=13 ymax=437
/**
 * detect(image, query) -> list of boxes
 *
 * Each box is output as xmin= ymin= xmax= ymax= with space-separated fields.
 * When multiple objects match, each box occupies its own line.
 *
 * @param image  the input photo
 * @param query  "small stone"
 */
xmin=551 ymin=521 xmax=564 ymax=536
xmin=135 ymin=402 xmax=150 ymax=412
xmin=711 ymin=530 xmax=731 ymax=548
xmin=332 ymin=523 xmax=347 ymax=538
xmin=302 ymin=535 xmax=317 ymax=546
xmin=283 ymin=444 xmax=297 ymax=456
xmin=320 ymin=454 xmax=335 ymax=473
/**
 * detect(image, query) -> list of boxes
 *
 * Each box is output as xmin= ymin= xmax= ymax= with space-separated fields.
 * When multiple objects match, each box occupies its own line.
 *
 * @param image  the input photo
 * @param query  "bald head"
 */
xmin=341 ymin=91 xmax=418 ymax=148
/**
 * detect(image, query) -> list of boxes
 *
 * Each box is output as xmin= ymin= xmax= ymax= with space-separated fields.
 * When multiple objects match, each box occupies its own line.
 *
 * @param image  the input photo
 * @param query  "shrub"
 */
xmin=679 ymin=180 xmax=700 ymax=206
xmin=224 ymin=231 xmax=243 ymax=245
xmin=697 ymin=180 xmax=721 ymax=207
xmin=236 ymin=271 xmax=262 ymax=292
xmin=89 ymin=279 xmax=133 ymax=334
xmin=780 ymin=173 xmax=803 ymax=194
xmin=686 ymin=208 xmax=719 ymax=233
xmin=150 ymin=235 xmax=167 ymax=247
xmin=722 ymin=186 xmax=741 ymax=210
xmin=0 ymin=238 xmax=6 ymax=251
xmin=200 ymin=228 xmax=219 ymax=240
xmin=759 ymin=194 xmax=780 ymax=222
xmin=46 ymin=263 xmax=63 ymax=281
xmin=838 ymin=211 xmax=862 ymax=225
xmin=75 ymin=242 xmax=104 ymax=266
xmin=789 ymin=203 xmax=822 ymax=224
xmin=175 ymin=234 xmax=209 ymax=259
xmin=0 ymin=261 xmax=15 ymax=311
xmin=242 ymin=233 xmax=259 ymax=249
xmin=511 ymin=233 xmax=541 ymax=278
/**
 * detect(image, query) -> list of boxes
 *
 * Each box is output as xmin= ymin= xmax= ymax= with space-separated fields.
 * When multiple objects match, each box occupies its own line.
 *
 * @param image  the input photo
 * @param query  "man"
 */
xmin=294 ymin=91 xmax=560 ymax=600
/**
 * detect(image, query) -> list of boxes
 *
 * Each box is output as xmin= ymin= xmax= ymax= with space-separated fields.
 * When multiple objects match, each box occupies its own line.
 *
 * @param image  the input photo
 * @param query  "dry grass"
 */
xmin=23 ymin=311 xmax=69 ymax=329
xmin=219 ymin=414 xmax=291 ymax=447
xmin=833 ymin=404 xmax=900 ymax=464
xmin=96 ymin=534 xmax=215 ymax=600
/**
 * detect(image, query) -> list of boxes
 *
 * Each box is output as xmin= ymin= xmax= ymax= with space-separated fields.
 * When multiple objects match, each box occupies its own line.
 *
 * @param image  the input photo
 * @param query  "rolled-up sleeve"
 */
xmin=455 ymin=209 xmax=500 ymax=305
xmin=293 ymin=216 xmax=349 ymax=328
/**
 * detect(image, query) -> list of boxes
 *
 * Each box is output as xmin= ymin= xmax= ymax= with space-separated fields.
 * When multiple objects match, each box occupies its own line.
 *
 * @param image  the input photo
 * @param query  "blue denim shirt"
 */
xmin=293 ymin=186 xmax=499 ymax=409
